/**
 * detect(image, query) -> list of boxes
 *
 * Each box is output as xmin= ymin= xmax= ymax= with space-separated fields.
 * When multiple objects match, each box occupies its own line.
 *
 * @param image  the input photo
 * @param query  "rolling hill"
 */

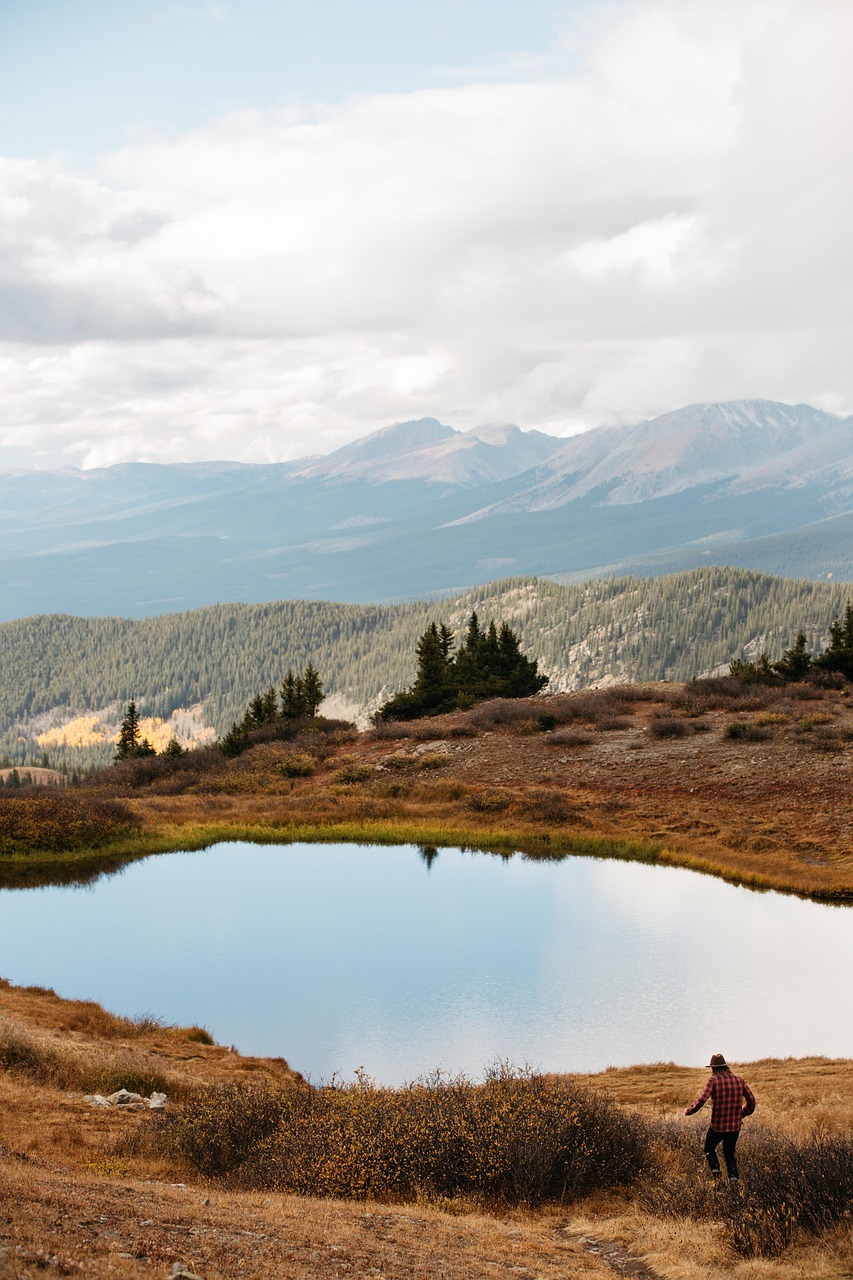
xmin=1 ymin=566 xmax=849 ymax=770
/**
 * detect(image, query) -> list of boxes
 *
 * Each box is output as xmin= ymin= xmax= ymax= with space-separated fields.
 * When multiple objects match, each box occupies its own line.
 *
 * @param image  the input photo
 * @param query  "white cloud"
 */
xmin=1 ymin=0 xmax=852 ymax=467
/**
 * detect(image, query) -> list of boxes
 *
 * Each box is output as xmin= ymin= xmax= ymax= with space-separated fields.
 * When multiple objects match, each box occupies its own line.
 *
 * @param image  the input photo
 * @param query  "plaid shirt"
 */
xmin=686 ymin=1070 xmax=756 ymax=1132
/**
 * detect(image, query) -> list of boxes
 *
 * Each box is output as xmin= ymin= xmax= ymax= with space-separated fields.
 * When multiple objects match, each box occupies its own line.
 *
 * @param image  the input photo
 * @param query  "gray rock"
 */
xmin=108 ymin=1088 xmax=145 ymax=1106
xmin=147 ymin=1091 xmax=168 ymax=1110
xmin=170 ymin=1265 xmax=202 ymax=1279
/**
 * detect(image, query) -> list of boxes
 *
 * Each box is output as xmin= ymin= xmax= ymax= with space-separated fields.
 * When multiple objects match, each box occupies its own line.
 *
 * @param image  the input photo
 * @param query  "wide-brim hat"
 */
xmin=707 ymin=1053 xmax=728 ymax=1068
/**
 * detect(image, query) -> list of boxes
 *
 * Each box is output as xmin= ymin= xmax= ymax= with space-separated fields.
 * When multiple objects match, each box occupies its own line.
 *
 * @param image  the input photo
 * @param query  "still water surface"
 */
xmin=0 ymin=842 xmax=850 ymax=1083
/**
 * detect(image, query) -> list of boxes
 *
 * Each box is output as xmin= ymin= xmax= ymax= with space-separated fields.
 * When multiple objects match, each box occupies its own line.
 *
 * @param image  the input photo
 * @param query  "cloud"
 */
xmin=2 ymin=0 xmax=852 ymax=467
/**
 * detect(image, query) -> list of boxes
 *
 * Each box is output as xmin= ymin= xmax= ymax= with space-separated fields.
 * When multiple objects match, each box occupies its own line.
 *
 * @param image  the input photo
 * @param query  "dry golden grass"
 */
xmin=18 ymin=679 xmax=837 ymax=901
xmin=4 ymin=681 xmax=853 ymax=899
xmin=1 ymin=981 xmax=851 ymax=1280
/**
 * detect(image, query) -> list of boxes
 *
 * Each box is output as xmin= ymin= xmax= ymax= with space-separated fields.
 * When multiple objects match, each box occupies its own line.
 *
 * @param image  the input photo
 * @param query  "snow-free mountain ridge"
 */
xmin=1 ymin=399 xmax=852 ymax=619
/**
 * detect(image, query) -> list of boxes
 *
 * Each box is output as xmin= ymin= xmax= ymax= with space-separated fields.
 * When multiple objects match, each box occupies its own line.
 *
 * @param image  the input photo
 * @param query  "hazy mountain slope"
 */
xmin=2 ymin=567 xmax=849 ymax=770
xmin=457 ymin=400 xmax=847 ymax=515
xmin=295 ymin=420 xmax=564 ymax=484
xmin=1 ymin=400 xmax=852 ymax=621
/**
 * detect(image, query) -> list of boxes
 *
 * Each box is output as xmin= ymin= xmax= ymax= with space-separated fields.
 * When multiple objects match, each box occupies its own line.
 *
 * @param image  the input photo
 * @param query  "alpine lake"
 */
xmin=0 ymin=841 xmax=850 ymax=1084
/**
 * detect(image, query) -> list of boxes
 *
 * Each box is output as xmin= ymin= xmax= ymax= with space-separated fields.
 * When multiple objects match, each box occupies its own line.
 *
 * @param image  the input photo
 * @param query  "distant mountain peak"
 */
xmin=296 ymin=418 xmax=456 ymax=478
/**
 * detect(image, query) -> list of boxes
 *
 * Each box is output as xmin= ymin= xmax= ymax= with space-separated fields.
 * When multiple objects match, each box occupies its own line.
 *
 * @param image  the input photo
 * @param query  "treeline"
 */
xmin=731 ymin=604 xmax=853 ymax=684
xmin=219 ymin=665 xmax=324 ymax=756
xmin=2 ymin=567 xmax=852 ymax=768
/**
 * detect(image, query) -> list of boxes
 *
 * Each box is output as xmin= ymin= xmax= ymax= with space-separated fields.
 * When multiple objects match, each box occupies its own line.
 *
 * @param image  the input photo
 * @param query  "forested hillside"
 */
xmin=1 ymin=567 xmax=849 ymax=769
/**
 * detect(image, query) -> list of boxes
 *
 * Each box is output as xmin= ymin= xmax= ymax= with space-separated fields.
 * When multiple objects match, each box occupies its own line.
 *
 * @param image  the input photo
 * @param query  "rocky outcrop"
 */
xmin=84 ymin=1087 xmax=166 ymax=1111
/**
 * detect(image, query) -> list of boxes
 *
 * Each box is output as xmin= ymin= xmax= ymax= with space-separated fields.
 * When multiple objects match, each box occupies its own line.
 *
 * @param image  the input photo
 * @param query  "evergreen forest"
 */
xmin=1 ymin=566 xmax=851 ymax=769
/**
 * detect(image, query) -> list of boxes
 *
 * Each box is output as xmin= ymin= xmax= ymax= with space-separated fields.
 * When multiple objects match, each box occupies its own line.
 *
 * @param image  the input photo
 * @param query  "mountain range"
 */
xmin=1 ymin=399 xmax=851 ymax=621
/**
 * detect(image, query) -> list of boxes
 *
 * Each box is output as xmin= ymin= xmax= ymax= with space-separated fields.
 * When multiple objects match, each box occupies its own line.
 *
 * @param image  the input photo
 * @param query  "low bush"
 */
xmin=466 ymin=699 xmax=537 ymax=729
xmin=169 ymin=1066 xmax=651 ymax=1207
xmin=466 ymin=790 xmax=512 ymax=813
xmin=520 ymin=790 xmax=570 ymax=824
xmin=535 ymin=712 xmax=557 ymax=732
xmin=185 ymin=1026 xmax=215 ymax=1045
xmin=0 ymin=1028 xmax=171 ymax=1097
xmin=333 ymin=760 xmax=374 ymax=784
xmin=0 ymin=792 xmax=138 ymax=856
xmin=162 ymin=1081 xmax=289 ymax=1176
xmin=277 ymin=752 xmax=316 ymax=778
xmin=641 ymin=1125 xmax=853 ymax=1258
xmin=0 ymin=1033 xmax=62 ymax=1080
xmin=725 ymin=722 xmax=770 ymax=742
xmin=597 ymin=716 xmax=631 ymax=731
xmin=417 ymin=753 xmax=450 ymax=770
xmin=648 ymin=717 xmax=689 ymax=739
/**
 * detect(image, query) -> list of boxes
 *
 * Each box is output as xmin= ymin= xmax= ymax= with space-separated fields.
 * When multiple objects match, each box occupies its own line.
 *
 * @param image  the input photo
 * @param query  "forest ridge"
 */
xmin=2 ymin=566 xmax=853 ymax=770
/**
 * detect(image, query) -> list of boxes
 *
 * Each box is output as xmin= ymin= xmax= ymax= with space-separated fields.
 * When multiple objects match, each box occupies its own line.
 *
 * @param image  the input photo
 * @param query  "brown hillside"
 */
xmin=0 ymin=980 xmax=850 ymax=1280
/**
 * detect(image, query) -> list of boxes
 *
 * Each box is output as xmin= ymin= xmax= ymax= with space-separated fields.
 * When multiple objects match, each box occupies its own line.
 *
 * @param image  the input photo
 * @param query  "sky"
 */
xmin=1 ymin=0 xmax=852 ymax=469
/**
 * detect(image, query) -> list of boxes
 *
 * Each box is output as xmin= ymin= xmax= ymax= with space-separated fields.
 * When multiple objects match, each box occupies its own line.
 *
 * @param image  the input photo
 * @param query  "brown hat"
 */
xmin=708 ymin=1053 xmax=729 ymax=1069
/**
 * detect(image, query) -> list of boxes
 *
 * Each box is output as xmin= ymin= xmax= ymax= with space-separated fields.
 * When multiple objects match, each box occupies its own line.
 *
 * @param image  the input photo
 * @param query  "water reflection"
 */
xmin=0 ymin=842 xmax=849 ymax=1084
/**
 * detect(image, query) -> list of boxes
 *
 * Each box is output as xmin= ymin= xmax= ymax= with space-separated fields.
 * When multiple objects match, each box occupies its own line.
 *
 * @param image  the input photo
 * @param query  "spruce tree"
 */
xmin=774 ymin=632 xmax=812 ymax=681
xmin=281 ymin=669 xmax=304 ymax=719
xmin=115 ymin=700 xmax=141 ymax=760
xmin=300 ymin=663 xmax=324 ymax=717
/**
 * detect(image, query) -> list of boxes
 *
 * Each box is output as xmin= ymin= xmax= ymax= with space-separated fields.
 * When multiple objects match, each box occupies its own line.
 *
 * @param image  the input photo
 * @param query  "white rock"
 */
xmin=108 ymin=1089 xmax=145 ymax=1106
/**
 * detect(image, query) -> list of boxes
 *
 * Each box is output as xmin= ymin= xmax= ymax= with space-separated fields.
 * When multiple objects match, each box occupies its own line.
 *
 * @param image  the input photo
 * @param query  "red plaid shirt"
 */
xmin=686 ymin=1070 xmax=756 ymax=1132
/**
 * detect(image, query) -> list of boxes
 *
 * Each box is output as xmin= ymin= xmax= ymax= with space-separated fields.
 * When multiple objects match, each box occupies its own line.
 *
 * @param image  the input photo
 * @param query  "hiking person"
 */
xmin=685 ymin=1053 xmax=756 ymax=1182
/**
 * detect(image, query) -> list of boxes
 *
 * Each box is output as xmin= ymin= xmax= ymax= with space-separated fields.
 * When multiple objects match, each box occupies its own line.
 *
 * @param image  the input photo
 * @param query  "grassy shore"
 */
xmin=0 ymin=980 xmax=850 ymax=1280
xmin=4 ymin=677 xmax=853 ymax=899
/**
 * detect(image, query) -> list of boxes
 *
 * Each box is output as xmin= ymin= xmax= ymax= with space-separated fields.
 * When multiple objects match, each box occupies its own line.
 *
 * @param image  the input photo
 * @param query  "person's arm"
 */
xmin=741 ymin=1082 xmax=756 ymax=1117
xmin=685 ymin=1076 xmax=713 ymax=1115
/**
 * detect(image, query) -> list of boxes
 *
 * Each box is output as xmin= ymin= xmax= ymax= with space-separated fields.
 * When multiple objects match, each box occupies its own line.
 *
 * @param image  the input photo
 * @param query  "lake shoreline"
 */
xmin=2 ymin=815 xmax=852 ymax=902
xmin=1 ymin=975 xmax=851 ymax=1280
xmin=4 ymin=679 xmax=853 ymax=902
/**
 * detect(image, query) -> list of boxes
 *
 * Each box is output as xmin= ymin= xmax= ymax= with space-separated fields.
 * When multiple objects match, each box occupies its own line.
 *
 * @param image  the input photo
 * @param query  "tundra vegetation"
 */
xmin=2 ymin=648 xmax=853 ymax=897
xmin=0 ymin=979 xmax=850 ymax=1278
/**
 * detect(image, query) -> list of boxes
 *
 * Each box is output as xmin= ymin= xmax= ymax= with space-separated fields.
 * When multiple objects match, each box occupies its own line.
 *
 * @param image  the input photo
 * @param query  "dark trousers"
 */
xmin=704 ymin=1127 xmax=739 ymax=1178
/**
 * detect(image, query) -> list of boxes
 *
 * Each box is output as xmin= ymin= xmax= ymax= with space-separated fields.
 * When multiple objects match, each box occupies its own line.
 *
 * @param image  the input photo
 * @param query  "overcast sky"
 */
xmin=1 ymin=0 xmax=851 ymax=469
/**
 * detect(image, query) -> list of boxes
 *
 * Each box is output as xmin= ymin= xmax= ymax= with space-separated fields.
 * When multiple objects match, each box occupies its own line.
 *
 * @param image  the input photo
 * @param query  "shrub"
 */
xmin=535 ymin=712 xmax=557 ymax=732
xmin=520 ymin=790 xmax=570 ymax=823
xmin=0 ymin=792 xmax=138 ymax=856
xmin=466 ymin=699 xmax=537 ymax=729
xmin=162 ymin=1081 xmax=289 ymax=1176
xmin=725 ymin=722 xmax=770 ymax=742
xmin=648 ymin=717 xmax=689 ymax=739
xmin=597 ymin=716 xmax=631 ymax=731
xmin=277 ymin=752 xmax=316 ymax=778
xmin=467 ymin=790 xmax=512 ymax=813
xmin=544 ymin=729 xmax=594 ymax=748
xmin=226 ymin=1067 xmax=651 ymax=1207
xmin=640 ymin=1124 xmax=853 ymax=1259
xmin=333 ymin=760 xmax=373 ymax=784
xmin=417 ymin=752 xmax=449 ymax=770
xmin=0 ymin=1029 xmax=171 ymax=1097
xmin=89 ymin=1066 xmax=169 ymax=1097
xmin=0 ymin=1033 xmax=60 ymax=1080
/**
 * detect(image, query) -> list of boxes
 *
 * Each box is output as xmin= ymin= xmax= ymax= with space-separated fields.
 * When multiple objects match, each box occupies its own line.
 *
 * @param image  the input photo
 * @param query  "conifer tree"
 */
xmin=774 ymin=632 xmax=812 ymax=681
xmin=281 ymin=669 xmax=304 ymax=719
xmin=115 ymin=700 xmax=141 ymax=760
xmin=300 ymin=663 xmax=324 ymax=717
